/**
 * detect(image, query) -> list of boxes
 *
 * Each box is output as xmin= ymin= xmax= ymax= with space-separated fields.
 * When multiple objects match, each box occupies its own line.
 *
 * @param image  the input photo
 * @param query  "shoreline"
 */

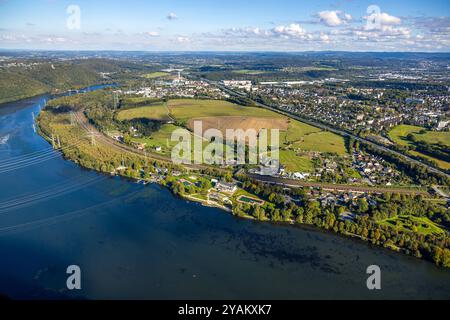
xmin=31 ymin=86 xmax=450 ymax=269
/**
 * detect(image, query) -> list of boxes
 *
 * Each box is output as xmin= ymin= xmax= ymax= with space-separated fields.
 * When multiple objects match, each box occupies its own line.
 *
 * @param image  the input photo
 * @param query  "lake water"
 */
xmin=0 ymin=89 xmax=449 ymax=300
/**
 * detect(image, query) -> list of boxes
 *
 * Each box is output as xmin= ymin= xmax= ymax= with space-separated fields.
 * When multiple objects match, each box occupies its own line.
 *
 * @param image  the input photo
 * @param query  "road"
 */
xmin=208 ymin=80 xmax=450 ymax=181
xmin=73 ymin=109 xmax=432 ymax=196
xmin=432 ymin=185 xmax=449 ymax=199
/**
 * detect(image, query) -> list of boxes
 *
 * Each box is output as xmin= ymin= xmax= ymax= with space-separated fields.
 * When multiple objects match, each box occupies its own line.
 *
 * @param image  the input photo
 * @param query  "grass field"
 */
xmin=378 ymin=215 xmax=446 ymax=237
xmin=131 ymin=124 xmax=180 ymax=155
xmin=168 ymin=99 xmax=281 ymax=120
xmin=131 ymin=123 xmax=209 ymax=160
xmin=122 ymin=97 xmax=162 ymax=105
xmin=388 ymin=124 xmax=450 ymax=170
xmin=117 ymin=103 xmax=170 ymax=121
xmin=143 ymin=72 xmax=169 ymax=79
xmin=389 ymin=125 xmax=450 ymax=147
xmin=122 ymin=98 xmax=348 ymax=172
xmin=282 ymin=120 xmax=347 ymax=155
xmin=232 ymin=69 xmax=267 ymax=75
xmin=279 ymin=150 xmax=314 ymax=172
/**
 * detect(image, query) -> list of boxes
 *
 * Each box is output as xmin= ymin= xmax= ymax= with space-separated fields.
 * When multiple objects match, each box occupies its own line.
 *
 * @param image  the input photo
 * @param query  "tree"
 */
xmin=433 ymin=247 xmax=443 ymax=266
xmin=357 ymin=198 xmax=369 ymax=213
xmin=282 ymin=209 xmax=292 ymax=222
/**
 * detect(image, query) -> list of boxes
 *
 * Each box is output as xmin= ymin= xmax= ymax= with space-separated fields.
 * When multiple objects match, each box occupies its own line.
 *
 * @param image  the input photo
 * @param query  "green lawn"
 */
xmin=117 ymin=103 xmax=170 ymax=121
xmin=282 ymin=120 xmax=347 ymax=155
xmin=389 ymin=124 xmax=450 ymax=147
xmin=388 ymin=124 xmax=450 ymax=170
xmin=378 ymin=215 xmax=446 ymax=237
xmin=280 ymin=150 xmax=314 ymax=172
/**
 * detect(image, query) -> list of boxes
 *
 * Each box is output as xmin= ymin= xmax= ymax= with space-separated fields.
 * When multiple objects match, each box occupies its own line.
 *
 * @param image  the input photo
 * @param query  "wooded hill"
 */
xmin=0 ymin=59 xmax=127 ymax=104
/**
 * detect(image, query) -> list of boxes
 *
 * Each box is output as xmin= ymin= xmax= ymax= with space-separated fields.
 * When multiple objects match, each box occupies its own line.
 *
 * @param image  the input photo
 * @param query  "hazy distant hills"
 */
xmin=0 ymin=59 xmax=123 ymax=105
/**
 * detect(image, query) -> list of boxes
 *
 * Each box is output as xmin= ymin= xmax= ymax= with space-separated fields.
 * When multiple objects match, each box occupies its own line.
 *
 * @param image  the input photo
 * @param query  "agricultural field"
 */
xmin=122 ymin=98 xmax=348 ymax=171
xmin=143 ymin=72 xmax=169 ymax=79
xmin=167 ymin=99 xmax=280 ymax=120
xmin=117 ymin=103 xmax=170 ymax=121
xmin=232 ymin=69 xmax=267 ymax=75
xmin=122 ymin=96 xmax=162 ymax=105
xmin=187 ymin=116 xmax=288 ymax=136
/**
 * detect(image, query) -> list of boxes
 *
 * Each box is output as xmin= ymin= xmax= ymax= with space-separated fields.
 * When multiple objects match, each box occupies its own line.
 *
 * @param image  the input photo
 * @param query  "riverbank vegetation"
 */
xmin=38 ymin=89 xmax=450 ymax=268
xmin=234 ymin=174 xmax=450 ymax=268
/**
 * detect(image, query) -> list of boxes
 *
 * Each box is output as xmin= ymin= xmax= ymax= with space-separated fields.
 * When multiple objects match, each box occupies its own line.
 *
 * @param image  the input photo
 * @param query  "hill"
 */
xmin=0 ymin=59 xmax=122 ymax=105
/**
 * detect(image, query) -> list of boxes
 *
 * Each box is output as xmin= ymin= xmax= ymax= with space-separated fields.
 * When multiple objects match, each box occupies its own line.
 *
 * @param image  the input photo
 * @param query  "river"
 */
xmin=0 ymin=87 xmax=449 ymax=299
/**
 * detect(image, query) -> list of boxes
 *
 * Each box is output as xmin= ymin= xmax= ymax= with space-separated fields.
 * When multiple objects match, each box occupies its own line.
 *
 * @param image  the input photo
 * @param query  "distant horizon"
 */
xmin=1 ymin=0 xmax=449 ymax=52
xmin=1 ymin=48 xmax=450 ymax=54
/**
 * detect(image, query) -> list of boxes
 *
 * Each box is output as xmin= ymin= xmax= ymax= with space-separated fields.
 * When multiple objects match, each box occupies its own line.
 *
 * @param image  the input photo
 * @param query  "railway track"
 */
xmin=72 ymin=112 xmax=226 ymax=172
xmin=71 ymin=112 xmax=431 ymax=196
xmin=249 ymin=174 xmax=430 ymax=196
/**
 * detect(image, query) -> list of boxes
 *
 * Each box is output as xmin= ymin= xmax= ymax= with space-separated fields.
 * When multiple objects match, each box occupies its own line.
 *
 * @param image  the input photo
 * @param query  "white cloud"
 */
xmin=317 ymin=10 xmax=352 ymax=27
xmin=273 ymin=23 xmax=307 ymax=38
xmin=365 ymin=12 xmax=401 ymax=27
xmin=146 ymin=31 xmax=159 ymax=37
xmin=318 ymin=11 xmax=343 ymax=27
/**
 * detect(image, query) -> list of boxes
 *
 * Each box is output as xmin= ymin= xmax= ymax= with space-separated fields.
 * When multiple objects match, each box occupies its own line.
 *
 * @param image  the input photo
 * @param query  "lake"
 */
xmin=0 ymin=88 xmax=449 ymax=299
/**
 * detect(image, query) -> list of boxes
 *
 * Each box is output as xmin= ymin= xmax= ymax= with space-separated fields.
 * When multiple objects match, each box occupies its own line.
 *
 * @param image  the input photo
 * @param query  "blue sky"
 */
xmin=0 ymin=0 xmax=449 ymax=51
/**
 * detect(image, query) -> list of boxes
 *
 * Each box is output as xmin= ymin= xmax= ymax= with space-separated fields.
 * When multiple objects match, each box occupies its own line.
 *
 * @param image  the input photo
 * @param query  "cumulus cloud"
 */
xmin=1 ymin=10 xmax=449 ymax=52
xmin=167 ymin=12 xmax=177 ymax=20
xmin=317 ymin=10 xmax=352 ymax=27
xmin=364 ymin=12 xmax=401 ymax=27
xmin=318 ymin=11 xmax=342 ymax=27
xmin=273 ymin=23 xmax=307 ymax=38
